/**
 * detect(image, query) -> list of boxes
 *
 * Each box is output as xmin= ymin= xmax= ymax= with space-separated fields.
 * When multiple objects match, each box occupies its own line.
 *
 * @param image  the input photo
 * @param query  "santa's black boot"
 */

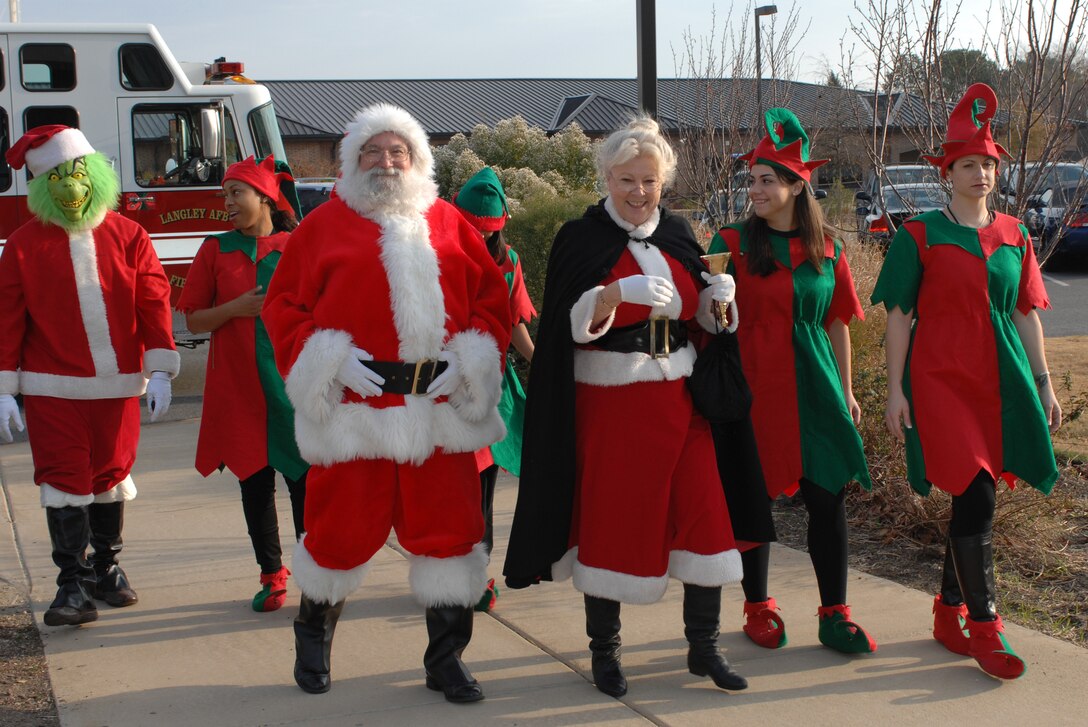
xmin=43 ymin=506 xmax=98 ymax=627
xmin=293 ymin=594 xmax=344 ymax=694
xmin=423 ymin=605 xmax=485 ymax=703
xmin=585 ymin=594 xmax=627 ymax=698
xmin=88 ymin=501 xmax=138 ymax=607
xmin=684 ymin=583 xmax=748 ymax=690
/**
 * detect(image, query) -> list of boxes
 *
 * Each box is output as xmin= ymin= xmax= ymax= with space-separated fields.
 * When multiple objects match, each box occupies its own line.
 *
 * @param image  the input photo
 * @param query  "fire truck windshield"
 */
xmin=249 ymin=102 xmax=287 ymax=162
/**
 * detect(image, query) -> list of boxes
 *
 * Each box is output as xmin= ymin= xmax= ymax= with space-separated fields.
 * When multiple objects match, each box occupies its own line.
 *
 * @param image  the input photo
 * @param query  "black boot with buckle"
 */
xmin=584 ymin=594 xmax=627 ymax=698
xmin=88 ymin=501 xmax=138 ymax=607
xmin=684 ymin=583 xmax=748 ymax=691
xmin=423 ymin=605 xmax=485 ymax=703
xmin=293 ymin=594 xmax=345 ymax=694
xmin=43 ymin=505 xmax=98 ymax=627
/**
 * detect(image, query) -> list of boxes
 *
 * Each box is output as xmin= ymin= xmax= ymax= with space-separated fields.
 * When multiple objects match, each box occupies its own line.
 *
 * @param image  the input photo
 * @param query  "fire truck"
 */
xmin=0 ymin=23 xmax=290 ymax=343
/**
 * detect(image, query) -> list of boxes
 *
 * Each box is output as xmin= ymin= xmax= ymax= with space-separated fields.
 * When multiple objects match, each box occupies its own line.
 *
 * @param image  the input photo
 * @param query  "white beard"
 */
xmin=336 ymin=163 xmax=438 ymax=219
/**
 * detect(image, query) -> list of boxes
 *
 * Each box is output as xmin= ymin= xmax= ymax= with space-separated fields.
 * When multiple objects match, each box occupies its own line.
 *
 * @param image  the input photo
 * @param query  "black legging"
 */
xmin=949 ymin=469 xmax=996 ymax=538
xmin=479 ymin=464 xmax=499 ymax=556
xmin=239 ymin=466 xmax=307 ymax=574
xmin=741 ymin=478 xmax=848 ymax=607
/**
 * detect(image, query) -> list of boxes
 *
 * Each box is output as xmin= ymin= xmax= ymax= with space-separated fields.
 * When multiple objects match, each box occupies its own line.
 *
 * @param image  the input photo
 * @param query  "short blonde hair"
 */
xmin=596 ymin=115 xmax=677 ymax=188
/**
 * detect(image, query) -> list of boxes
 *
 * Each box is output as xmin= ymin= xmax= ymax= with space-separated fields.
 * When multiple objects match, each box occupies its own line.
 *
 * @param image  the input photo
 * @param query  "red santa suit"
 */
xmin=263 ymin=178 xmax=511 ymax=608
xmin=0 ymin=210 xmax=179 ymax=502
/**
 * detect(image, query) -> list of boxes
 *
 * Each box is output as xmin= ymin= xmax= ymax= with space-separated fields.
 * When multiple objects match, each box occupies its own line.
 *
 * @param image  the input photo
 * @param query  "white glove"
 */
xmin=336 ymin=347 xmax=385 ymax=399
xmin=0 ymin=394 xmax=24 ymax=443
xmin=618 ymin=275 xmax=674 ymax=308
xmin=700 ymin=271 xmax=736 ymax=304
xmin=145 ymin=371 xmax=172 ymax=423
xmin=426 ymin=350 xmax=461 ymax=399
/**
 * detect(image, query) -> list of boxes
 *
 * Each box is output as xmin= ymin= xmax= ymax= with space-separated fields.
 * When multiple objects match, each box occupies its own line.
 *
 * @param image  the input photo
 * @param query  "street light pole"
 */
xmin=754 ymin=5 xmax=778 ymax=128
xmin=636 ymin=0 xmax=657 ymax=118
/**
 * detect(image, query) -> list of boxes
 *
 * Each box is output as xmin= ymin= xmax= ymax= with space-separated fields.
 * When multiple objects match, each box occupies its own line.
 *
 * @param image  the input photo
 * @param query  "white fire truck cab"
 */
xmin=0 ymin=23 xmax=290 ymax=343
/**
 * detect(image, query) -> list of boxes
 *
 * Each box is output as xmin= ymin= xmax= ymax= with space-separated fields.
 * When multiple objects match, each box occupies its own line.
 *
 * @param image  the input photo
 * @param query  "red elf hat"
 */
xmin=6 ymin=125 xmax=96 ymax=176
xmin=740 ymin=108 xmax=829 ymax=183
xmin=222 ymin=155 xmax=296 ymax=213
xmin=923 ymin=83 xmax=1010 ymax=173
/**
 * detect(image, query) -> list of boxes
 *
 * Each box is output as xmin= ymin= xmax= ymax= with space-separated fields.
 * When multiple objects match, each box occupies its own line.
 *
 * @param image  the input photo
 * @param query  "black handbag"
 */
xmin=686 ymin=331 xmax=752 ymax=423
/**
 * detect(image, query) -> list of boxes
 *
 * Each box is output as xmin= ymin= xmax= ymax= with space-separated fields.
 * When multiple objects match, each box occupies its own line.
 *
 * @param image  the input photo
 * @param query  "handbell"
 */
xmin=700 ymin=252 xmax=732 ymax=330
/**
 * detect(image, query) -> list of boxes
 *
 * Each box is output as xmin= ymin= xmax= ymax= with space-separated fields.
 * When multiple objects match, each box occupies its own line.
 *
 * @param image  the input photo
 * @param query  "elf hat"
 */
xmin=6 ymin=125 xmax=96 ymax=176
xmin=454 ymin=167 xmax=508 ymax=232
xmin=740 ymin=108 xmax=828 ymax=183
xmin=923 ymin=83 xmax=1009 ymax=173
xmin=223 ymin=155 xmax=297 ymax=214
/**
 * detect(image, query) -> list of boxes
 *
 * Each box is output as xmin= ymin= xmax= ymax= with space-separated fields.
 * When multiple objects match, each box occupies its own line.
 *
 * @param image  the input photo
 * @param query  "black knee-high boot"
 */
xmin=683 ymin=584 xmax=748 ymax=691
xmin=88 ymin=501 xmax=138 ymax=607
xmin=940 ymin=540 xmax=964 ymax=606
xmin=293 ymin=594 xmax=345 ymax=694
xmin=423 ymin=605 xmax=485 ymax=703
xmin=584 ymin=594 xmax=626 ymax=697
xmin=949 ymin=533 xmax=996 ymax=621
xmin=44 ymin=505 xmax=97 ymax=627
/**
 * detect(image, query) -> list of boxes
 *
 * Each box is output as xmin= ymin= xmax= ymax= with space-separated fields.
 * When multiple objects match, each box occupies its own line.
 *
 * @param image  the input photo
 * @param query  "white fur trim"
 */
xmin=668 ymin=548 xmax=743 ymax=586
xmin=570 ymin=286 xmax=616 ymax=343
xmin=444 ymin=329 xmax=502 ymax=423
xmin=69 ymin=228 xmax=119 ymax=378
xmin=0 ymin=371 xmax=17 ymax=396
xmin=40 ymin=483 xmax=94 ymax=508
xmin=408 ymin=542 xmax=489 ymax=608
xmin=375 ymin=213 xmax=446 ymax=362
xmin=604 ymin=196 xmax=661 ymax=240
xmin=551 ymin=546 xmax=578 ymax=582
xmin=93 ymin=474 xmax=137 ymax=503
xmin=284 ymin=328 xmax=354 ymax=424
xmin=625 ymin=239 xmax=681 ymax=319
xmin=24 ymin=128 xmax=95 ymax=177
xmin=574 ymin=343 xmax=695 ymax=387
xmin=19 ymin=371 xmax=146 ymax=399
xmin=143 ymin=348 xmax=180 ymax=377
xmin=291 ymin=535 xmax=370 ymax=605
xmin=572 ymin=558 xmax=669 ymax=605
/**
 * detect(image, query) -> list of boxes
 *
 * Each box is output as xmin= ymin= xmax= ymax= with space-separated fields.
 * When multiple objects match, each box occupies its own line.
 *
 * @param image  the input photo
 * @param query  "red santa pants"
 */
xmin=301 ymin=450 xmax=484 ymax=571
xmin=23 ymin=396 xmax=141 ymax=497
xmin=572 ymin=379 xmax=736 ymax=579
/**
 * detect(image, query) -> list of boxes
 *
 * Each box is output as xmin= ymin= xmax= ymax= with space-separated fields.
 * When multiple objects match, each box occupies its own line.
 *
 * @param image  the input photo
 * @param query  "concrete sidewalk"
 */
xmin=1 ymin=418 xmax=1085 ymax=726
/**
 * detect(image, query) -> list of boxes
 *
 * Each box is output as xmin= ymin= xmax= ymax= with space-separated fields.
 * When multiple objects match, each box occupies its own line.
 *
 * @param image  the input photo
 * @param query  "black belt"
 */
xmin=594 ymin=317 xmax=687 ymax=359
xmin=365 ymin=359 xmax=449 ymax=396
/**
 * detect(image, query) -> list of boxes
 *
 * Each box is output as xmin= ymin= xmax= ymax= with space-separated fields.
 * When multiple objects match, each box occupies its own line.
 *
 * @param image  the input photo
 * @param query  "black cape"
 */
xmin=502 ymin=201 xmax=775 ymax=589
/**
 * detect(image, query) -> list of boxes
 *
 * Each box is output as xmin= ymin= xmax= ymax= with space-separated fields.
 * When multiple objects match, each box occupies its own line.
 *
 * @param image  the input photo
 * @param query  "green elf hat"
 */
xmin=740 ymin=107 xmax=829 ymax=183
xmin=923 ymin=83 xmax=1009 ymax=173
xmin=454 ymin=166 xmax=508 ymax=232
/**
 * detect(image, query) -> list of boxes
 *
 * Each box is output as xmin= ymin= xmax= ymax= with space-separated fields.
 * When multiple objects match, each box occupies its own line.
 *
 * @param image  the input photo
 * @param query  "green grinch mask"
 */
xmin=26 ymin=152 xmax=120 ymax=231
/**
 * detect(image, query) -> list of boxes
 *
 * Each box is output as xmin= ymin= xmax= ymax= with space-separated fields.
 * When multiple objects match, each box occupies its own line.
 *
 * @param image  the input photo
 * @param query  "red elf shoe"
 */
xmin=252 ymin=566 xmax=290 ymax=613
xmin=932 ymin=595 xmax=970 ymax=655
xmin=817 ymin=604 xmax=877 ymax=654
xmin=742 ymin=598 xmax=788 ymax=648
xmin=965 ymin=615 xmax=1026 ymax=679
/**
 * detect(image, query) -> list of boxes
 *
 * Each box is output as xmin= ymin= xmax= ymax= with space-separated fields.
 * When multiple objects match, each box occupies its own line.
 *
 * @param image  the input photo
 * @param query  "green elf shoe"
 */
xmin=474 ymin=578 xmax=499 ymax=613
xmin=252 ymin=566 xmax=290 ymax=613
xmin=817 ymin=604 xmax=877 ymax=654
xmin=965 ymin=615 xmax=1026 ymax=679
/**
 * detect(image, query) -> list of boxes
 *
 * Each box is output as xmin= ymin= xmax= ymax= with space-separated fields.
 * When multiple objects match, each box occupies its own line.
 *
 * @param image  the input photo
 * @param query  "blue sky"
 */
xmin=3 ymin=1 xmax=1012 ymax=83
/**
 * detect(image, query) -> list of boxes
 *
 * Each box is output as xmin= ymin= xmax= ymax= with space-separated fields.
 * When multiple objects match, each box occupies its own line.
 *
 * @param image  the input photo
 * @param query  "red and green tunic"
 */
xmin=709 ymin=225 xmax=871 ymax=498
xmin=871 ymin=210 xmax=1057 ymax=496
xmin=177 ymin=229 xmax=308 ymax=482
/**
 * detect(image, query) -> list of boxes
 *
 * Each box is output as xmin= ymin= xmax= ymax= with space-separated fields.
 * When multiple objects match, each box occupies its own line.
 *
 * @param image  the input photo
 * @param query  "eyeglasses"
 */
xmin=361 ymin=145 xmax=411 ymax=163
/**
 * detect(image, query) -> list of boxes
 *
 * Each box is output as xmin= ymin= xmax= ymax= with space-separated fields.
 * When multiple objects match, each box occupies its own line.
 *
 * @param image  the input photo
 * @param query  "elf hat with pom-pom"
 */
xmin=923 ymin=83 xmax=1009 ymax=173
xmin=454 ymin=166 xmax=508 ymax=232
xmin=740 ymin=108 xmax=829 ymax=183
xmin=6 ymin=125 xmax=96 ymax=177
xmin=223 ymin=155 xmax=297 ymax=215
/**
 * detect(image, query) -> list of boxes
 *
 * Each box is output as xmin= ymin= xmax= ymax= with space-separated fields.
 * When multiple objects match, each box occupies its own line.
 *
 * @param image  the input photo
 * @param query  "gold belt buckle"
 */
xmin=649 ymin=315 xmax=670 ymax=359
xmin=410 ymin=359 xmax=437 ymax=396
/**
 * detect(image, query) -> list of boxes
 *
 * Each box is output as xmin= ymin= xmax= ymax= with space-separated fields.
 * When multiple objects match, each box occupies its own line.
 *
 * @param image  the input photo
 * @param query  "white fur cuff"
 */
xmin=571 ymin=286 xmax=615 ymax=343
xmin=444 ymin=329 xmax=502 ymax=423
xmin=93 ymin=474 xmax=137 ymax=503
xmin=285 ymin=328 xmax=355 ymax=424
xmin=572 ymin=559 xmax=669 ymax=605
xmin=0 ymin=370 xmax=17 ymax=396
xmin=292 ymin=536 xmax=370 ymax=605
xmin=40 ymin=483 xmax=94 ymax=508
xmin=668 ymin=548 xmax=743 ymax=586
xmin=408 ymin=543 xmax=489 ymax=607
xmin=143 ymin=348 xmax=181 ymax=378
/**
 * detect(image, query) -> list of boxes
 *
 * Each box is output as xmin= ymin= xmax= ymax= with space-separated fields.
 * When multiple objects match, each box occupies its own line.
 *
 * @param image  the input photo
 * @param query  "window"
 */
xmin=119 ymin=44 xmax=173 ymax=91
xmin=249 ymin=102 xmax=286 ymax=161
xmin=1 ymin=48 xmax=6 ymax=91
xmin=132 ymin=105 xmax=242 ymax=187
xmin=0 ymin=109 xmax=11 ymax=192
xmin=24 ymin=106 xmax=79 ymax=130
xmin=20 ymin=44 xmax=76 ymax=91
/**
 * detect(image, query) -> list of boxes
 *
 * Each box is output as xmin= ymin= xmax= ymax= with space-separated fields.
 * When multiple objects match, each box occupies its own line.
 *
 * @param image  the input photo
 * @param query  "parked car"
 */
xmin=1036 ymin=196 xmax=1088 ymax=265
xmin=1020 ymin=180 xmax=1088 ymax=237
xmin=856 ymin=183 xmax=946 ymax=243
xmin=1001 ymin=161 xmax=1088 ymax=200
xmin=855 ymin=165 xmax=941 ymax=232
xmin=295 ymin=178 xmax=335 ymax=217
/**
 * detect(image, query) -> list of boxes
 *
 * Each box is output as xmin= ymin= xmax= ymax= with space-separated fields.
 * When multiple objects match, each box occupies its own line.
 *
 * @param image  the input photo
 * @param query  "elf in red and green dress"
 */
xmin=452 ymin=167 xmax=536 ymax=613
xmin=707 ymin=108 xmax=876 ymax=655
xmin=177 ymin=156 xmax=309 ymax=613
xmin=872 ymin=84 xmax=1062 ymax=680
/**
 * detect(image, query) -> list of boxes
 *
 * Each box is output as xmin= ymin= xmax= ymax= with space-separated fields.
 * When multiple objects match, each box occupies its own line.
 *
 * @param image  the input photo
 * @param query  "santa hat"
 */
xmin=740 ymin=108 xmax=828 ymax=183
xmin=223 ymin=155 xmax=297 ymax=215
xmin=338 ymin=103 xmax=434 ymax=178
xmin=454 ymin=167 xmax=508 ymax=232
xmin=923 ymin=83 xmax=1009 ymax=173
xmin=6 ymin=125 xmax=96 ymax=177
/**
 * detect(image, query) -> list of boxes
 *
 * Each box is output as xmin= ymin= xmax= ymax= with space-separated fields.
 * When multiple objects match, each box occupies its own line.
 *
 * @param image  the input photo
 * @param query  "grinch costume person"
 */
xmin=0 ymin=125 xmax=179 ymax=626
xmin=452 ymin=167 xmax=536 ymax=613
xmin=872 ymin=84 xmax=1060 ymax=680
xmin=262 ymin=104 xmax=511 ymax=701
